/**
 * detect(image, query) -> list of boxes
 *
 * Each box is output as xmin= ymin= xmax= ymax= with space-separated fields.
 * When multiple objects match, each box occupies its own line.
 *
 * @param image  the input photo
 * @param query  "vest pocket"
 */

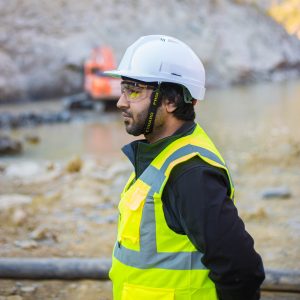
xmin=122 ymin=283 xmax=174 ymax=300
xmin=118 ymin=179 xmax=150 ymax=249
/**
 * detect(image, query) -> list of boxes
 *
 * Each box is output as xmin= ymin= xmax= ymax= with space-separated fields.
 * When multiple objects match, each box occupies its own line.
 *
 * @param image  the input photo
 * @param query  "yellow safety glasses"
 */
xmin=121 ymin=81 xmax=155 ymax=102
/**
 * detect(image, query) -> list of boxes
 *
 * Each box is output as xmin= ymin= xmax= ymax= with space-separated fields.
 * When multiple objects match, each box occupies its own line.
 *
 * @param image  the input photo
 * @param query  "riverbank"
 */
xmin=0 ymin=80 xmax=300 ymax=299
xmin=0 ymin=143 xmax=299 ymax=299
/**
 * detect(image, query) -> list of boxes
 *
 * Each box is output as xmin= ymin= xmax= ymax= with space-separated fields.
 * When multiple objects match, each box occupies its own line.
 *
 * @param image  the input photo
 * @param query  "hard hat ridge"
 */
xmin=105 ymin=35 xmax=206 ymax=100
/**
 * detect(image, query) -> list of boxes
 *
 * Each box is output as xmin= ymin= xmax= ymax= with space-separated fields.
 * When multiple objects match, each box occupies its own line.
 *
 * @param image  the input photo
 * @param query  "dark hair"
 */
xmin=159 ymin=83 xmax=195 ymax=121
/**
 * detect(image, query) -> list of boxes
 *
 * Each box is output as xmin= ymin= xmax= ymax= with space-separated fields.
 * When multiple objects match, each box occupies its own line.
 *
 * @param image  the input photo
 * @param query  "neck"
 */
xmin=145 ymin=118 xmax=185 ymax=144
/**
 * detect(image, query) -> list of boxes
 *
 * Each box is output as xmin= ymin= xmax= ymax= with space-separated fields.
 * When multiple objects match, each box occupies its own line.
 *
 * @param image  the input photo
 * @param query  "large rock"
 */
xmin=0 ymin=0 xmax=300 ymax=101
xmin=0 ymin=135 xmax=23 ymax=155
xmin=0 ymin=194 xmax=32 ymax=211
xmin=0 ymin=51 xmax=27 ymax=100
xmin=4 ymin=161 xmax=62 ymax=185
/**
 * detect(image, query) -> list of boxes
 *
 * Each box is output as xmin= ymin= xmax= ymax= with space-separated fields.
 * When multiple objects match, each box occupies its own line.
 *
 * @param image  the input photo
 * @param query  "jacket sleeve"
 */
xmin=162 ymin=158 xmax=265 ymax=300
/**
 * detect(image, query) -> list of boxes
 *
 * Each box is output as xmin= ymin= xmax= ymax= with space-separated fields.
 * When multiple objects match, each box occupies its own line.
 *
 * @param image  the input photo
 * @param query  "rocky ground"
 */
xmin=0 ymin=127 xmax=300 ymax=299
xmin=1 ymin=78 xmax=300 ymax=298
xmin=0 ymin=156 xmax=128 ymax=300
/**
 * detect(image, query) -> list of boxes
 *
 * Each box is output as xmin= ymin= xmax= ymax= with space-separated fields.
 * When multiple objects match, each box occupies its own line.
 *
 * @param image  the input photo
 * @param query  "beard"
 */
xmin=123 ymin=107 xmax=149 ymax=136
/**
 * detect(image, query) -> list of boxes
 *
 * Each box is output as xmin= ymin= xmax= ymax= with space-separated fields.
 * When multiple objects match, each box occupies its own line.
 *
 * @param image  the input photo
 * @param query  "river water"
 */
xmin=1 ymin=79 xmax=299 ymax=163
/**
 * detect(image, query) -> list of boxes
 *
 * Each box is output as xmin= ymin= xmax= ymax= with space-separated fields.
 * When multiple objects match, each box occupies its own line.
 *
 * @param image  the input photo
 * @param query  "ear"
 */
xmin=164 ymin=99 xmax=177 ymax=113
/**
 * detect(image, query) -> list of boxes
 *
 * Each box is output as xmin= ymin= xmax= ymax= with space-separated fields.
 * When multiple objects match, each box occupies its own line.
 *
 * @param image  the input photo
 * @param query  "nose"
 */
xmin=116 ymin=93 xmax=129 ymax=110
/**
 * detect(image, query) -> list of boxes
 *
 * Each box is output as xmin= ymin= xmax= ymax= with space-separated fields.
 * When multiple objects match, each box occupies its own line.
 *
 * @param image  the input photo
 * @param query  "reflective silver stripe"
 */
xmin=115 ymin=144 xmax=228 ymax=270
xmin=140 ymin=145 xmax=226 ymax=193
xmin=115 ymin=192 xmax=207 ymax=270
xmin=140 ymin=165 xmax=165 ymax=193
xmin=114 ymin=244 xmax=205 ymax=270
xmin=160 ymin=144 xmax=225 ymax=173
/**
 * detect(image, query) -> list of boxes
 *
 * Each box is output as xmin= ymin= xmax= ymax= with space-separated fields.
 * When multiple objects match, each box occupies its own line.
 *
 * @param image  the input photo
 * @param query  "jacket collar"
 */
xmin=122 ymin=121 xmax=196 ymax=169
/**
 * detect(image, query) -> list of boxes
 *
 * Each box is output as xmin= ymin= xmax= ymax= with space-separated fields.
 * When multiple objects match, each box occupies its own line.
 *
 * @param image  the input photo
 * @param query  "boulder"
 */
xmin=261 ymin=186 xmax=292 ymax=199
xmin=0 ymin=194 xmax=32 ymax=211
xmin=0 ymin=135 xmax=23 ymax=155
xmin=0 ymin=111 xmax=72 ymax=129
xmin=4 ymin=161 xmax=62 ymax=185
xmin=4 ymin=161 xmax=42 ymax=178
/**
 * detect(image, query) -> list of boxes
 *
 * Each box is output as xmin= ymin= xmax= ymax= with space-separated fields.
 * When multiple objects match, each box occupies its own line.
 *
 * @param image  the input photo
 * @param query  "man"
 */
xmin=105 ymin=35 xmax=265 ymax=300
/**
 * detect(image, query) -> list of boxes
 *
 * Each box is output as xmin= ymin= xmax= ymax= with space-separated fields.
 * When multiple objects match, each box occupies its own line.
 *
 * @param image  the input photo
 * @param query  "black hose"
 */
xmin=0 ymin=258 xmax=110 ymax=280
xmin=0 ymin=258 xmax=300 ymax=294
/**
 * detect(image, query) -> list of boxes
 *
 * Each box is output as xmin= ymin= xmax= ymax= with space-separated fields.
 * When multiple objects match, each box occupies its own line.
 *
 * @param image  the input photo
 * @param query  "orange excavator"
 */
xmin=84 ymin=46 xmax=121 ymax=102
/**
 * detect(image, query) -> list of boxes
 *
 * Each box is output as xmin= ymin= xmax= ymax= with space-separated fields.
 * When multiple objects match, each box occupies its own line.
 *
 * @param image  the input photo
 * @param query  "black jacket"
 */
xmin=122 ymin=121 xmax=265 ymax=300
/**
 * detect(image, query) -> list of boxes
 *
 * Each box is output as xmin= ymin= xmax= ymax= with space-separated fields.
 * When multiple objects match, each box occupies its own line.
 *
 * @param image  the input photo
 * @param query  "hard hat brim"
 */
xmin=104 ymin=70 xmax=205 ymax=100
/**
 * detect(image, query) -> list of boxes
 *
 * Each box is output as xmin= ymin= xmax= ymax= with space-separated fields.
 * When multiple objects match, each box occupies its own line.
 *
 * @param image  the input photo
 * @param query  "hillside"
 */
xmin=1 ymin=0 xmax=300 ymax=101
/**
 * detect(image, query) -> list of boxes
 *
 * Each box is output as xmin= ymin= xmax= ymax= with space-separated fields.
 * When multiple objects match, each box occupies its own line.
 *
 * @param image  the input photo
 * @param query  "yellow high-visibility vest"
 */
xmin=110 ymin=124 xmax=234 ymax=300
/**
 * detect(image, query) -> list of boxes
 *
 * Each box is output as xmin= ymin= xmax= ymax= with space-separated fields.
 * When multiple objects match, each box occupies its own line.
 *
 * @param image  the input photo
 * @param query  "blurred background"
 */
xmin=0 ymin=0 xmax=300 ymax=299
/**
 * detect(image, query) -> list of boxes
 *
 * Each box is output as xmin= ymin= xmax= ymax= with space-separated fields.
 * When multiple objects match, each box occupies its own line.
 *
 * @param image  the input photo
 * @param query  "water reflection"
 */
xmin=197 ymin=79 xmax=300 ymax=154
xmin=1 ymin=79 xmax=299 ymax=162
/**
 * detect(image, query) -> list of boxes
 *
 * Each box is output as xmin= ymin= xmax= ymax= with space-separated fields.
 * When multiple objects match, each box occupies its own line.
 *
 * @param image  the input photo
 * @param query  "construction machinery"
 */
xmin=63 ymin=46 xmax=121 ymax=111
xmin=84 ymin=46 xmax=121 ymax=103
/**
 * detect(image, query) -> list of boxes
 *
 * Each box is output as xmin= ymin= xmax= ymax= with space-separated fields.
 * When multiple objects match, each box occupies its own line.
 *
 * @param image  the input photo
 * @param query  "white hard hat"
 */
xmin=104 ymin=35 xmax=206 ymax=100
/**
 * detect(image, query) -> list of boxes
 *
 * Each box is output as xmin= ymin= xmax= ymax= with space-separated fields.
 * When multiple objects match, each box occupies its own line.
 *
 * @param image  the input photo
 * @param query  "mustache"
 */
xmin=121 ymin=110 xmax=132 ymax=118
